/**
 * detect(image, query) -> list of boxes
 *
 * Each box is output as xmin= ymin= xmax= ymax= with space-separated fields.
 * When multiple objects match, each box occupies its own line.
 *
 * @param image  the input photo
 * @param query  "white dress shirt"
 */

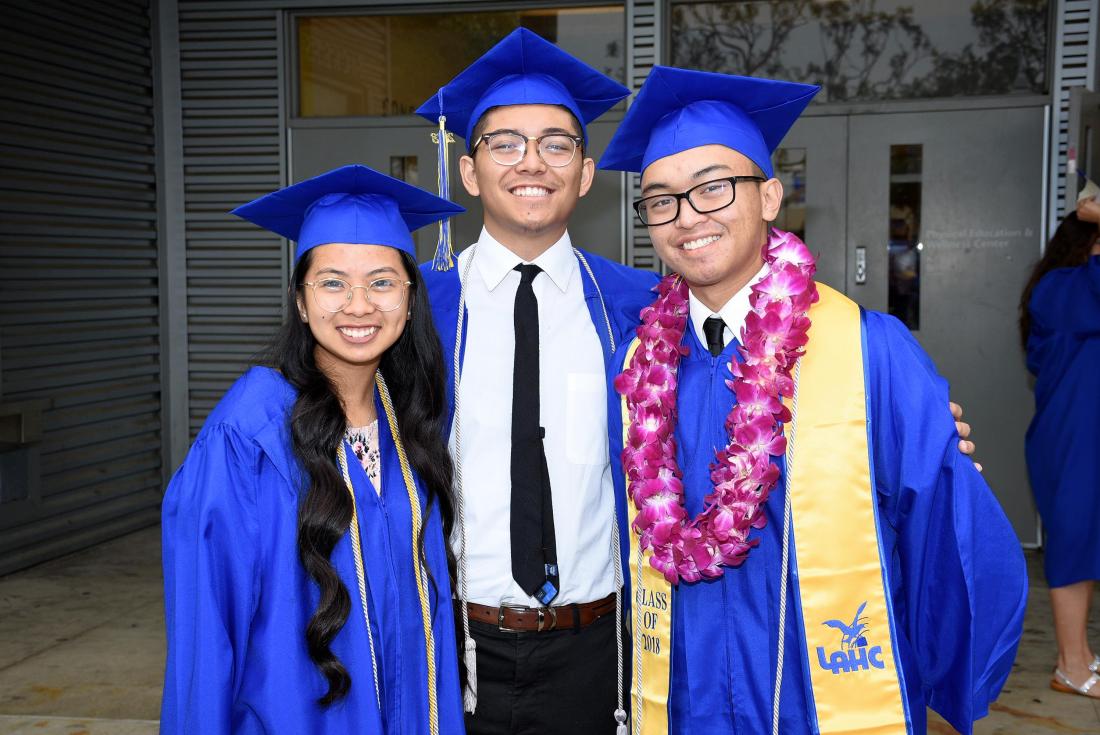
xmin=688 ymin=264 xmax=770 ymax=350
xmin=450 ymin=228 xmax=614 ymax=606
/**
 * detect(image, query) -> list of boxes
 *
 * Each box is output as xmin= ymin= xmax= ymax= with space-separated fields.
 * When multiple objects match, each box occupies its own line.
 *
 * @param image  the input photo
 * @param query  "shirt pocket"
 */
xmin=565 ymin=372 xmax=609 ymax=465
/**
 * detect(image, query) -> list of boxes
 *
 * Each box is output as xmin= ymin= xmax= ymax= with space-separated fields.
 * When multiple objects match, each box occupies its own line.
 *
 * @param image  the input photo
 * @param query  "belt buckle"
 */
xmin=496 ymin=604 xmax=558 ymax=632
xmin=537 ymin=606 xmax=557 ymax=632
xmin=497 ymin=604 xmax=528 ymax=633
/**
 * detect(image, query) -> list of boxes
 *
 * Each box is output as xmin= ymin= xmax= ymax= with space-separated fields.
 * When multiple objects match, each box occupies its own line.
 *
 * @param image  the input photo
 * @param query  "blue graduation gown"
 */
xmin=161 ymin=367 xmax=464 ymax=734
xmin=1025 ymin=255 xmax=1100 ymax=587
xmin=422 ymin=247 xmax=659 ymax=420
xmin=609 ymin=308 xmax=1027 ymax=735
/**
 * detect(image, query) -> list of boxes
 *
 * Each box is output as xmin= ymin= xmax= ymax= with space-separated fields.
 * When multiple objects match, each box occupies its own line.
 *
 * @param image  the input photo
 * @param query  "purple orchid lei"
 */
xmin=614 ymin=228 xmax=819 ymax=584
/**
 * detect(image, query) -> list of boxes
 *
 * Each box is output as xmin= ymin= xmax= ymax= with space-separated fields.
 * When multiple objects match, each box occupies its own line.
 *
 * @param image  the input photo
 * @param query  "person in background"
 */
xmin=1021 ymin=184 xmax=1100 ymax=699
xmin=160 ymin=165 xmax=466 ymax=733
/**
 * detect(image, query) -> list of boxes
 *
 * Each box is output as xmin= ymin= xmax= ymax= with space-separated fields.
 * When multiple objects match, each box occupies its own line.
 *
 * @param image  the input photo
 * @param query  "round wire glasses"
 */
xmin=633 ymin=176 xmax=767 ymax=226
xmin=471 ymin=131 xmax=584 ymax=168
xmin=301 ymin=277 xmax=412 ymax=313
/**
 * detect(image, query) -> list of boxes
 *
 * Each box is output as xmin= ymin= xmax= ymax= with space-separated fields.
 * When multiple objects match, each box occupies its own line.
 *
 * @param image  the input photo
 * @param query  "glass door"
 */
xmin=847 ymin=106 xmax=1046 ymax=542
xmin=773 ymin=115 xmax=849 ymax=293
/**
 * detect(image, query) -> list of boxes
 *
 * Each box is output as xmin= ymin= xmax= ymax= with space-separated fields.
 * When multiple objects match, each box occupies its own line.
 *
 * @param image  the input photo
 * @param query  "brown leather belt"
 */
xmin=460 ymin=592 xmax=617 ymax=633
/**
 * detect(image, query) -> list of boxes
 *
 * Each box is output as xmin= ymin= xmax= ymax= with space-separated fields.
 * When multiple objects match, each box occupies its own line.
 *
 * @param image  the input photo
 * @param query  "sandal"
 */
xmin=1092 ymin=654 xmax=1100 ymax=673
xmin=1051 ymin=667 xmax=1100 ymax=697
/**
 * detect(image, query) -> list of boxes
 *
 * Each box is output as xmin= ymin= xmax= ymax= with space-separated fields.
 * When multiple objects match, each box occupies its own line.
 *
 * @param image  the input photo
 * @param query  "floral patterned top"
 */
xmin=345 ymin=421 xmax=380 ymax=495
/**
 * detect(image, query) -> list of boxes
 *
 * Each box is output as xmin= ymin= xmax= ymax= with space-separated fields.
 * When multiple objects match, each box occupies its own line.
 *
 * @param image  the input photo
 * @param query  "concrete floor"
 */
xmin=0 ymin=527 xmax=1097 ymax=734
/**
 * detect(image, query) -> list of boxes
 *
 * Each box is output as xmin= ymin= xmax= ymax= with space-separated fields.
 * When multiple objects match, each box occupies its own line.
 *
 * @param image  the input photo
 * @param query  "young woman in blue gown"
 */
xmin=1021 ymin=195 xmax=1100 ymax=699
xmin=160 ymin=165 xmax=466 ymax=733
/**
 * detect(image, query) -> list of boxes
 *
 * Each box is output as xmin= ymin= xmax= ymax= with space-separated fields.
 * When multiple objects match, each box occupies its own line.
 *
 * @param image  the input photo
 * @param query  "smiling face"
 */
xmin=296 ymin=243 xmax=411 ymax=379
xmin=641 ymin=144 xmax=783 ymax=311
xmin=459 ymin=104 xmax=595 ymax=258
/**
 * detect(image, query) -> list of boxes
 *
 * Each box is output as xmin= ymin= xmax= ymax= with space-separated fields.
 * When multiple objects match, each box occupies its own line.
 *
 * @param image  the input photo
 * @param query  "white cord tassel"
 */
xmin=462 ymin=620 xmax=478 ymax=712
xmin=613 ymin=519 xmax=627 ymax=735
xmin=453 ymin=249 xmax=478 ymax=713
xmin=586 ymin=248 xmax=628 ymax=735
xmin=771 ymin=359 xmax=801 ymax=735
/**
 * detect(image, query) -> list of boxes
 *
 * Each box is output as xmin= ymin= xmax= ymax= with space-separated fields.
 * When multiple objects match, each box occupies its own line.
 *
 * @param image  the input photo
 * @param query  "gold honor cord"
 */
xmin=337 ymin=370 xmax=439 ymax=735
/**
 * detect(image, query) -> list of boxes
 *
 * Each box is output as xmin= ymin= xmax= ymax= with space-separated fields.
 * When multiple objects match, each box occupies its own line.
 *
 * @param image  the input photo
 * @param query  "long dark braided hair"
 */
xmin=263 ymin=248 xmax=455 ymax=705
xmin=1018 ymin=212 xmax=1099 ymax=350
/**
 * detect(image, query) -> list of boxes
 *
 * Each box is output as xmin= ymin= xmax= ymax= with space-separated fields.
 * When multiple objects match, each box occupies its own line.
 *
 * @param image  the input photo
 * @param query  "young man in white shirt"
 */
xmin=416 ymin=28 xmax=658 ymax=735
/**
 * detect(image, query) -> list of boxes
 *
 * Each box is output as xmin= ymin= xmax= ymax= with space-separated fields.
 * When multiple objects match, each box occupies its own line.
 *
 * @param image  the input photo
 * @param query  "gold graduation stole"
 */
xmin=621 ymin=284 xmax=909 ymax=734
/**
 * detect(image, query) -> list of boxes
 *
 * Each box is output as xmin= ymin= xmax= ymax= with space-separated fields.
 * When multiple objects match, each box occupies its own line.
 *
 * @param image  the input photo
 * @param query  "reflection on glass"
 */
xmin=670 ymin=0 xmax=1048 ymax=103
xmin=773 ymin=147 xmax=806 ymax=241
xmin=389 ymin=155 xmax=420 ymax=255
xmin=888 ymin=144 xmax=922 ymax=330
xmin=298 ymin=8 xmax=625 ymax=117
xmin=389 ymin=155 xmax=418 ymax=186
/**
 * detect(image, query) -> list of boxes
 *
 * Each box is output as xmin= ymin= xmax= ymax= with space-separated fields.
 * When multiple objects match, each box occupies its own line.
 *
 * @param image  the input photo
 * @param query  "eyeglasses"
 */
xmin=471 ymin=131 xmax=584 ymax=168
xmin=301 ymin=277 xmax=412 ymax=313
xmin=633 ymin=176 xmax=767 ymax=226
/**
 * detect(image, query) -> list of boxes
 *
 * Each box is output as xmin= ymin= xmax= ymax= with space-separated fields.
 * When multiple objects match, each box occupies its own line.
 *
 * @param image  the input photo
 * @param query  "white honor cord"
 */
xmin=573 ymin=249 xmax=617 ymax=351
xmin=574 ymin=248 xmax=629 ymax=735
xmin=771 ymin=358 xmax=802 ymax=735
xmin=452 ymin=246 xmax=478 ymax=713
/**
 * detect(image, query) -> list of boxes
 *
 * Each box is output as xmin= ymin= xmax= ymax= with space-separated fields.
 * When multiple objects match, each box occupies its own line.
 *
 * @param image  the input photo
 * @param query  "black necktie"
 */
xmin=703 ymin=315 xmax=726 ymax=357
xmin=510 ymin=264 xmax=559 ymax=605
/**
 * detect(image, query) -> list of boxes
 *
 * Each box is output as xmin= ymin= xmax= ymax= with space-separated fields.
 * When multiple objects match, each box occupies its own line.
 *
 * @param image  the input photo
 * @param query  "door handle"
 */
xmin=855 ymin=246 xmax=867 ymax=285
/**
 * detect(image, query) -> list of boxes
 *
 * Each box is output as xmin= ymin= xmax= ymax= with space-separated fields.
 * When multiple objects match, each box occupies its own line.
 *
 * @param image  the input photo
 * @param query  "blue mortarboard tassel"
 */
xmin=431 ymin=90 xmax=456 ymax=271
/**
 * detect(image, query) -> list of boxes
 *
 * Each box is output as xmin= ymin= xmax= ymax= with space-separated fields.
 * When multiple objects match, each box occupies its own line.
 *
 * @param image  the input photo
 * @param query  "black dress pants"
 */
xmin=463 ymin=611 xmax=626 ymax=735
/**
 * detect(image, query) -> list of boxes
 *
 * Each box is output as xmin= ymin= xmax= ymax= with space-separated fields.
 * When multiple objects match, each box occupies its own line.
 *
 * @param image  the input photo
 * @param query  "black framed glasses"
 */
xmin=633 ymin=176 xmax=767 ymax=226
xmin=471 ymin=131 xmax=584 ymax=168
xmin=301 ymin=277 xmax=412 ymax=313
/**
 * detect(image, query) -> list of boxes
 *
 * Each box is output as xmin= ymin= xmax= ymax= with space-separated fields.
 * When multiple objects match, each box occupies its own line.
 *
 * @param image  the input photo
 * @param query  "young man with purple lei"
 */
xmin=599 ymin=66 xmax=1027 ymax=735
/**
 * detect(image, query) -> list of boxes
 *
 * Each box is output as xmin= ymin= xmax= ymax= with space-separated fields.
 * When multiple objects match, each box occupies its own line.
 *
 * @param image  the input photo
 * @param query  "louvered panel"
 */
xmin=0 ymin=0 xmax=160 ymax=576
xmin=45 ymin=462 xmax=163 ymax=503
xmin=625 ymin=0 xmax=661 ymax=271
xmin=46 ymin=433 xmax=161 ymax=477
xmin=0 ymin=491 xmax=162 ymax=561
xmin=47 ymin=394 xmax=163 ymax=433
xmin=2 ymin=340 xmax=159 ymax=373
xmin=179 ymin=3 xmax=285 ymax=439
xmin=1 ymin=360 xmax=161 ymax=399
xmin=3 ymin=321 xmax=158 ymax=350
xmin=1050 ymin=0 xmax=1098 ymax=226
xmin=49 ymin=375 xmax=163 ymax=411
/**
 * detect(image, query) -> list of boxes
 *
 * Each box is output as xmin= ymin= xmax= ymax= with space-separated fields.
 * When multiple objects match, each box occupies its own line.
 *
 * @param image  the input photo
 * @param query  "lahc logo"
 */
xmin=816 ymin=601 xmax=885 ymax=675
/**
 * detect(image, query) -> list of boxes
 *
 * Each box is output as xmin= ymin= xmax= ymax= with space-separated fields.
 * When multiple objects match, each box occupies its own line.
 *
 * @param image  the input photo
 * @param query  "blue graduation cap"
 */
xmin=598 ymin=66 xmax=819 ymax=178
xmin=416 ymin=27 xmax=629 ymax=271
xmin=231 ymin=164 xmax=464 ymax=263
xmin=416 ymin=27 xmax=630 ymax=145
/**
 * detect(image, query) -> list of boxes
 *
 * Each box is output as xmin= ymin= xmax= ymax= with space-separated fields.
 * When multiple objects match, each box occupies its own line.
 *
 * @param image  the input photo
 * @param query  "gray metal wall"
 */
xmin=178 ymin=2 xmax=287 ymax=438
xmin=625 ymin=0 xmax=661 ymax=270
xmin=0 ymin=0 xmax=162 ymax=575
